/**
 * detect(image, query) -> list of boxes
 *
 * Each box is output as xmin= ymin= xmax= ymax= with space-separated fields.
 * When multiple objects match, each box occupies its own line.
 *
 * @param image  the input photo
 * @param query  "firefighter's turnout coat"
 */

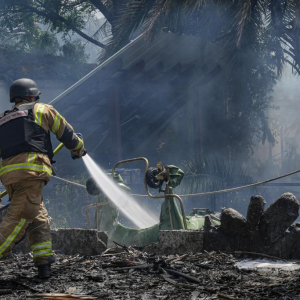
xmin=0 ymin=101 xmax=84 ymax=265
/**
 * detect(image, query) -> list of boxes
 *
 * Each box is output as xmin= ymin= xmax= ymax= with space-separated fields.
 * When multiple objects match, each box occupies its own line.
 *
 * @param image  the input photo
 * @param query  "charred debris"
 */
xmin=2 ymin=192 xmax=300 ymax=299
xmin=1 ymin=246 xmax=300 ymax=300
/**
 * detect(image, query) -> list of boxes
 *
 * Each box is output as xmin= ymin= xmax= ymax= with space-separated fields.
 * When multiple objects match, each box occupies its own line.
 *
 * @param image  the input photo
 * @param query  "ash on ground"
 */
xmin=1 ymin=248 xmax=300 ymax=300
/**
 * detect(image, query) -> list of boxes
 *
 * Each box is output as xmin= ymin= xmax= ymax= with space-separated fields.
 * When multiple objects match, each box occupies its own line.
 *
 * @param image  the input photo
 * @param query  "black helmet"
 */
xmin=10 ymin=78 xmax=41 ymax=102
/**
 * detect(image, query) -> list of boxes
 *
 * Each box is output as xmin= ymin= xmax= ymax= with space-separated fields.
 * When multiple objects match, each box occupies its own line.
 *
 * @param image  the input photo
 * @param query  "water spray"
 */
xmin=84 ymin=157 xmax=188 ymax=230
xmin=82 ymin=154 xmax=159 ymax=229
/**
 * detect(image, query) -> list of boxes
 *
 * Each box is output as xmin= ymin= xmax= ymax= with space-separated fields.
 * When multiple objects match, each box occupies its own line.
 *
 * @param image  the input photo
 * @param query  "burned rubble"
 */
xmin=2 ymin=247 xmax=300 ymax=300
xmin=2 ymin=192 xmax=300 ymax=299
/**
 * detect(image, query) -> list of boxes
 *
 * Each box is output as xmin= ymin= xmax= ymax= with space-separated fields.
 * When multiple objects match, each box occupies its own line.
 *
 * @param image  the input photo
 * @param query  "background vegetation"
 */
xmin=1 ymin=0 xmax=300 ymax=224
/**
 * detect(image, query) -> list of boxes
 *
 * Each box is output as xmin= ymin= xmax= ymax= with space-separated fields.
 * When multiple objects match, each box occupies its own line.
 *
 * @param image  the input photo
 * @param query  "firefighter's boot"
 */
xmin=36 ymin=255 xmax=55 ymax=279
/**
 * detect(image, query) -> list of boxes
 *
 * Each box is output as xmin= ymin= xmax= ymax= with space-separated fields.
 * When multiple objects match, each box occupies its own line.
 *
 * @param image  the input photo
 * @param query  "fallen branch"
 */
xmin=85 ymin=263 xmax=95 ymax=273
xmin=114 ymin=263 xmax=152 ymax=271
xmin=101 ymin=252 xmax=127 ymax=257
xmin=61 ymin=255 xmax=81 ymax=266
xmin=101 ymin=248 xmax=112 ymax=255
xmin=166 ymin=253 xmax=188 ymax=264
xmin=103 ymin=260 xmax=143 ymax=268
xmin=113 ymin=241 xmax=130 ymax=253
xmin=160 ymin=268 xmax=197 ymax=289
xmin=164 ymin=268 xmax=200 ymax=284
xmin=204 ymin=250 xmax=221 ymax=262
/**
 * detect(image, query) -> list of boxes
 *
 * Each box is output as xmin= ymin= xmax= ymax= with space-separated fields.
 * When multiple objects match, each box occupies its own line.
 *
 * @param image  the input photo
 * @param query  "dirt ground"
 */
xmin=1 ymin=248 xmax=300 ymax=300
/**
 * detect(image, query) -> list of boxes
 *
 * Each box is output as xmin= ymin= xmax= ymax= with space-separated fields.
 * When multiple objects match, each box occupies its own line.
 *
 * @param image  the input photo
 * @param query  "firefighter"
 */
xmin=0 ymin=78 xmax=86 ymax=279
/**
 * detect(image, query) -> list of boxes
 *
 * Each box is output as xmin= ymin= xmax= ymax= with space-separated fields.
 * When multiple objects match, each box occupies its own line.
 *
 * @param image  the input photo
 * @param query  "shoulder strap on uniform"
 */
xmin=2 ymin=108 xmax=17 ymax=117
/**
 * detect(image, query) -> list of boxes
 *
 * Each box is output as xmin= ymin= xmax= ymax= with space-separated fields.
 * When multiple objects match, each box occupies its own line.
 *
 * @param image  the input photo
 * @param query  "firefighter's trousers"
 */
xmin=0 ymin=180 xmax=53 ymax=266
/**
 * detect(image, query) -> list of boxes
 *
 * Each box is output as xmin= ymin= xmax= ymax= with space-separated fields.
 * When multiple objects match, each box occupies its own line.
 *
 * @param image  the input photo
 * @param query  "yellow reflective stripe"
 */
xmin=0 ymin=219 xmax=26 ymax=256
xmin=31 ymin=242 xmax=52 ymax=250
xmin=74 ymin=138 xmax=83 ymax=150
xmin=27 ymin=152 xmax=37 ymax=164
xmin=31 ymin=244 xmax=52 ymax=252
xmin=51 ymin=112 xmax=62 ymax=134
xmin=34 ymin=104 xmax=45 ymax=126
xmin=0 ymin=163 xmax=52 ymax=177
xmin=33 ymin=248 xmax=52 ymax=254
xmin=34 ymin=104 xmax=41 ymax=123
xmin=33 ymin=251 xmax=54 ymax=258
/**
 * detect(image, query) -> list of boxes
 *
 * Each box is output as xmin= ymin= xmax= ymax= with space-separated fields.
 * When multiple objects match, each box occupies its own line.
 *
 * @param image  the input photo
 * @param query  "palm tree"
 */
xmin=101 ymin=1 xmax=300 ymax=201
xmin=105 ymin=0 xmax=300 ymax=76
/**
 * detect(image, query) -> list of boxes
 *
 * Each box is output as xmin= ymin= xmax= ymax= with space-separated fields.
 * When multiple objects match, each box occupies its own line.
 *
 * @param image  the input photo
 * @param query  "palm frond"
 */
xmin=101 ymin=0 xmax=157 ymax=60
xmin=294 ymin=0 xmax=300 ymax=28
xmin=264 ymin=0 xmax=287 ymax=76
xmin=92 ymin=19 xmax=111 ymax=40
xmin=184 ymin=0 xmax=206 ymax=14
xmin=236 ymin=0 xmax=252 ymax=47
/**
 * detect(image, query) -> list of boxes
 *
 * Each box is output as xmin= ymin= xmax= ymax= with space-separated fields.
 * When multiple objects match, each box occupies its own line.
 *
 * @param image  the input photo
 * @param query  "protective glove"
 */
xmin=71 ymin=133 xmax=87 ymax=159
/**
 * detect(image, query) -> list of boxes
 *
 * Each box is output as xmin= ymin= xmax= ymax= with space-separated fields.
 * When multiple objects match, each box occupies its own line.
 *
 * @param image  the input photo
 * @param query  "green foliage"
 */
xmin=0 ymin=0 xmax=92 ymax=63
xmin=62 ymin=39 xmax=89 ymax=63
xmin=35 ymin=31 xmax=60 ymax=55
xmin=108 ymin=0 xmax=300 ymax=72
xmin=0 ymin=0 xmax=107 ymax=56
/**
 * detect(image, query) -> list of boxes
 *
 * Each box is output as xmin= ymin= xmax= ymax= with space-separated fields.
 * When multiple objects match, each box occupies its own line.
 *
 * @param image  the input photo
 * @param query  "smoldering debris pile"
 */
xmin=205 ymin=192 xmax=300 ymax=259
xmin=1 ymin=248 xmax=300 ymax=300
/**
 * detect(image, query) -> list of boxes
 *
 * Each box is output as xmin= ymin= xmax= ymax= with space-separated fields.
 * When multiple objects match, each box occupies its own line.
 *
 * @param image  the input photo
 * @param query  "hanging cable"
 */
xmin=178 ymin=168 xmax=300 ymax=197
xmin=52 ymin=168 xmax=300 ymax=198
xmin=52 ymin=175 xmax=86 ymax=189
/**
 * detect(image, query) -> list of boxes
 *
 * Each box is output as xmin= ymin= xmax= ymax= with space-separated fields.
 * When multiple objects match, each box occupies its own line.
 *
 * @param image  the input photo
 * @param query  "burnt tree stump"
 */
xmin=269 ymin=225 xmax=300 ymax=258
xmin=220 ymin=208 xmax=246 ymax=236
xmin=246 ymin=195 xmax=266 ymax=231
xmin=204 ymin=193 xmax=300 ymax=258
xmin=259 ymin=193 xmax=299 ymax=246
